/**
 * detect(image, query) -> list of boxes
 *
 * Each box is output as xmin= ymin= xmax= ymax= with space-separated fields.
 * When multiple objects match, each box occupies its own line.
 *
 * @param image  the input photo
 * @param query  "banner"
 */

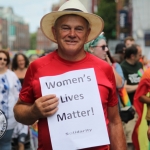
xmin=40 ymin=68 xmax=109 ymax=150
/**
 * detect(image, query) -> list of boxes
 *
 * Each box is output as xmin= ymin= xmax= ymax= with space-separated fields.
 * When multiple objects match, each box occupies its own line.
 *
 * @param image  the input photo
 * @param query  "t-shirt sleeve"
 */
xmin=114 ymin=63 xmax=125 ymax=89
xmin=19 ymin=64 xmax=35 ymax=103
xmin=121 ymin=65 xmax=128 ymax=80
xmin=107 ymin=66 xmax=118 ymax=107
xmin=115 ymin=63 xmax=124 ymax=79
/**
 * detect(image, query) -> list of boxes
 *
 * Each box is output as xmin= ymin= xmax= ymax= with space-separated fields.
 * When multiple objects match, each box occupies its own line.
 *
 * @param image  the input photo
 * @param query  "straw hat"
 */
xmin=40 ymin=0 xmax=104 ymax=43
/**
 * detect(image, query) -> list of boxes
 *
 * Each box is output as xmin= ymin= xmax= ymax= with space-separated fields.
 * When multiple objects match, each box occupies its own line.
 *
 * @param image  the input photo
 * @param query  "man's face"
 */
xmin=125 ymin=40 xmax=135 ymax=48
xmin=52 ymin=15 xmax=90 ymax=60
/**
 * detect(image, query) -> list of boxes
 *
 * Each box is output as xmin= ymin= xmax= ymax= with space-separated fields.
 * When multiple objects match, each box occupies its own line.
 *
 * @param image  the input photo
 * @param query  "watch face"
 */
xmin=0 ymin=109 xmax=7 ymax=139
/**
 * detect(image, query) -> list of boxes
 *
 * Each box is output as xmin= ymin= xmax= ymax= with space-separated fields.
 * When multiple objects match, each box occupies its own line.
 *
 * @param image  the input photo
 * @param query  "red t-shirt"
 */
xmin=20 ymin=51 xmax=118 ymax=150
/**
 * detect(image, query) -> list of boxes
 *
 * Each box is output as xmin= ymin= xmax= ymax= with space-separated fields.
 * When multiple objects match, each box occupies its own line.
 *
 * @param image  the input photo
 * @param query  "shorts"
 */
xmin=122 ymin=110 xmax=138 ymax=143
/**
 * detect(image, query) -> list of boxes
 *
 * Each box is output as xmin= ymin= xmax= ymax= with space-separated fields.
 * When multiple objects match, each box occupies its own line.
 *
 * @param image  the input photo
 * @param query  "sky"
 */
xmin=0 ymin=0 xmax=59 ymax=33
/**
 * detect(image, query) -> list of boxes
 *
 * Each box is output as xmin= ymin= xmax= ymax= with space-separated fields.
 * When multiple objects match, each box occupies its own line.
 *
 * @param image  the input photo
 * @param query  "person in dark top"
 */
xmin=121 ymin=45 xmax=143 ymax=104
xmin=12 ymin=53 xmax=29 ymax=86
xmin=11 ymin=53 xmax=29 ymax=150
xmin=121 ymin=44 xmax=143 ymax=150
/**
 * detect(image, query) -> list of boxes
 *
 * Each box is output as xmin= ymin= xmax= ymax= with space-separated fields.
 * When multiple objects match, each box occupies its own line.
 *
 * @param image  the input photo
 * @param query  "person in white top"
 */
xmin=0 ymin=50 xmax=21 ymax=150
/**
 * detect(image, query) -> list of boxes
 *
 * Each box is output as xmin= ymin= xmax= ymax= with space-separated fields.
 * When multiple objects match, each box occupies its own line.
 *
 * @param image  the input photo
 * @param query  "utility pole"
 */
xmin=116 ymin=0 xmax=125 ymax=39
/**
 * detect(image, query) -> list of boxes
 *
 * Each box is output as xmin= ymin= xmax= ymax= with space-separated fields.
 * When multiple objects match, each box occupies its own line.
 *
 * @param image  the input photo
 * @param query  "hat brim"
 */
xmin=40 ymin=11 xmax=104 ymax=43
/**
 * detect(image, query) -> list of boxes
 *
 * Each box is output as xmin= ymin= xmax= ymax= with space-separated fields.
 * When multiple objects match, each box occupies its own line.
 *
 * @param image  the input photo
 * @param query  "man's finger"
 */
xmin=39 ymin=94 xmax=57 ymax=102
xmin=44 ymin=107 xmax=58 ymax=117
xmin=42 ymin=97 xmax=59 ymax=108
xmin=44 ymin=101 xmax=59 ymax=112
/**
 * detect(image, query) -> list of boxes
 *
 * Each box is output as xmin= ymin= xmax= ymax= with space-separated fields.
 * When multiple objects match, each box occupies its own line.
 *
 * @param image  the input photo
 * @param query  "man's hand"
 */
xmin=125 ymin=81 xmax=138 ymax=93
xmin=14 ymin=95 xmax=59 ymax=125
xmin=31 ymin=94 xmax=59 ymax=119
xmin=105 ymin=55 xmax=112 ymax=66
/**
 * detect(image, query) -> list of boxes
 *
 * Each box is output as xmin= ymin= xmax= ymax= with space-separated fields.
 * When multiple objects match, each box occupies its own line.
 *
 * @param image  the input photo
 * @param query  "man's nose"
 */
xmin=69 ymin=29 xmax=76 ymax=37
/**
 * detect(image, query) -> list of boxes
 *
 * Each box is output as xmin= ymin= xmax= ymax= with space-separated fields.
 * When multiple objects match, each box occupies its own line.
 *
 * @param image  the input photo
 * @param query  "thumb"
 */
xmin=106 ymin=55 xmax=112 ymax=65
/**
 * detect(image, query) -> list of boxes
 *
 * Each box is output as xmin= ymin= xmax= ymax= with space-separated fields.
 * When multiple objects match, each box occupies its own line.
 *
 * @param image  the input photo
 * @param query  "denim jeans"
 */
xmin=0 ymin=129 xmax=14 ymax=150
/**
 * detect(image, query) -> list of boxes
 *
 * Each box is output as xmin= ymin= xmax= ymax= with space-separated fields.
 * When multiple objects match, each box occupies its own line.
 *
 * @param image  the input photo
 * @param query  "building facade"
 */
xmin=36 ymin=27 xmax=56 ymax=51
xmin=115 ymin=0 xmax=132 ymax=40
xmin=132 ymin=0 xmax=150 ymax=57
xmin=0 ymin=7 xmax=30 ymax=50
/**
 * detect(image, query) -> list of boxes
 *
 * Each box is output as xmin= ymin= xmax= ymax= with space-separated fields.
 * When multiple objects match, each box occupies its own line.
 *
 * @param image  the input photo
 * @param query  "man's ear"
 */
xmin=131 ymin=54 xmax=135 ymax=59
xmin=85 ymin=28 xmax=91 ymax=42
xmin=52 ymin=26 xmax=57 ymax=40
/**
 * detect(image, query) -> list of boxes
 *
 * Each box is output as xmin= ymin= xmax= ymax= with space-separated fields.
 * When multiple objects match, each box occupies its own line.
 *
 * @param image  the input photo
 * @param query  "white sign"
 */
xmin=40 ymin=68 xmax=109 ymax=150
xmin=0 ymin=109 xmax=7 ymax=139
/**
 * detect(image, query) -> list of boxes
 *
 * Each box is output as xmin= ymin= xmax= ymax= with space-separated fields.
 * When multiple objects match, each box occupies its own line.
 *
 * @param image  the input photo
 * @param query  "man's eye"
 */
xmin=76 ymin=28 xmax=83 ymax=32
xmin=62 ymin=27 xmax=69 ymax=30
xmin=76 ymin=28 xmax=82 ymax=30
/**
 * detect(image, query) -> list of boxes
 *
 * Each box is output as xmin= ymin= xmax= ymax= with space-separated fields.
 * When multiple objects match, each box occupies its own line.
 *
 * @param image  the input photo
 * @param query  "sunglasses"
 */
xmin=0 ymin=57 xmax=7 ymax=62
xmin=95 ymin=45 xmax=108 ymax=50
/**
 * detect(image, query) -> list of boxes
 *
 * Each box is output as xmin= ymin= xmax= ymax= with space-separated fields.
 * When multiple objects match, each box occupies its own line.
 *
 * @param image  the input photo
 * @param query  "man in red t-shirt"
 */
xmin=14 ymin=0 xmax=126 ymax=150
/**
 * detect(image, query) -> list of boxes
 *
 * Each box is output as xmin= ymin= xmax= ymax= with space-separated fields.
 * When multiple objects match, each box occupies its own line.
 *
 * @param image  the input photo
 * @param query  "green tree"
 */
xmin=30 ymin=33 xmax=36 ymax=49
xmin=97 ymin=0 xmax=116 ymax=40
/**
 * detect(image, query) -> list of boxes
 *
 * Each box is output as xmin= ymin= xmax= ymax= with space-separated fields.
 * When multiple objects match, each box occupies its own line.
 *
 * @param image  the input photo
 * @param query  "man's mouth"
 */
xmin=65 ymin=40 xmax=77 ymax=44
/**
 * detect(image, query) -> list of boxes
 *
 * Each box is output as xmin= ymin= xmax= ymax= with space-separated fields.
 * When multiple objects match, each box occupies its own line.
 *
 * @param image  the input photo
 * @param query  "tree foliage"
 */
xmin=97 ymin=0 xmax=116 ymax=40
xmin=30 ymin=33 xmax=36 ymax=49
